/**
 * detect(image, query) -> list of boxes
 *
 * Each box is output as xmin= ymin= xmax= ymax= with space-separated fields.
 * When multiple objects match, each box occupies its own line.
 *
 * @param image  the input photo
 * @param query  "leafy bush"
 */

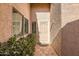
xmin=25 ymin=34 xmax=36 ymax=55
xmin=0 ymin=34 xmax=36 ymax=56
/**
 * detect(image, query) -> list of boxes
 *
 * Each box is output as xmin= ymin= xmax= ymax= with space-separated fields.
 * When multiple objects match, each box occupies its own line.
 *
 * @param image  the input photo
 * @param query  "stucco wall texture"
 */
xmin=61 ymin=4 xmax=79 ymax=56
xmin=0 ymin=4 xmax=30 ymax=42
xmin=0 ymin=4 xmax=12 ymax=42
xmin=52 ymin=4 xmax=79 ymax=56
xmin=50 ymin=3 xmax=61 ymax=55
xmin=50 ymin=4 xmax=61 ymax=42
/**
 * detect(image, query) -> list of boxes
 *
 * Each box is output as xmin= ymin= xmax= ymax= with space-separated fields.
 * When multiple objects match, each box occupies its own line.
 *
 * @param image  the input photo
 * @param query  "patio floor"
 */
xmin=34 ymin=44 xmax=57 ymax=56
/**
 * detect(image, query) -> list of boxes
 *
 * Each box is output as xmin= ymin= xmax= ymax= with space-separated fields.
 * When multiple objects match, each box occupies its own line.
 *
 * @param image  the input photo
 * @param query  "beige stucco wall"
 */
xmin=50 ymin=4 xmax=61 ymax=55
xmin=61 ymin=4 xmax=79 ymax=55
xmin=50 ymin=3 xmax=61 ymax=42
xmin=0 ymin=4 xmax=12 ymax=42
xmin=52 ymin=4 xmax=79 ymax=55
xmin=0 ymin=3 xmax=30 ymax=42
xmin=61 ymin=4 xmax=79 ymax=28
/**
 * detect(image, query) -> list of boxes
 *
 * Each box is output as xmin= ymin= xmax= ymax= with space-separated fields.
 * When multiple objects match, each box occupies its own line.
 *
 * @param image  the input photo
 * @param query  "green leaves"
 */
xmin=0 ymin=34 xmax=36 ymax=56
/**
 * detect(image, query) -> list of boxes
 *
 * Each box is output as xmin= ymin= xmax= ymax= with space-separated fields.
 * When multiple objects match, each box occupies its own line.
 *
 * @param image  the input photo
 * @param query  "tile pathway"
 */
xmin=34 ymin=44 xmax=57 ymax=56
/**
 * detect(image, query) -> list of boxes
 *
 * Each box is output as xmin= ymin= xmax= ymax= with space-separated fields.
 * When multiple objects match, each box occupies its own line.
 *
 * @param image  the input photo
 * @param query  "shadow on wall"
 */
xmin=61 ymin=19 xmax=79 ymax=56
xmin=52 ymin=19 xmax=79 ymax=56
xmin=52 ymin=29 xmax=62 ymax=56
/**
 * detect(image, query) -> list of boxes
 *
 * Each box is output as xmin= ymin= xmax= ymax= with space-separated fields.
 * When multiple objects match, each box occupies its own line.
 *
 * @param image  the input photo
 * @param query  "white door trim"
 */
xmin=36 ymin=12 xmax=50 ymax=44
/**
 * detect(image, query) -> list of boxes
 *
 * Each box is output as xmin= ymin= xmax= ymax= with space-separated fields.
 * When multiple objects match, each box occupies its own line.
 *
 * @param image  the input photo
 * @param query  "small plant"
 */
xmin=0 ymin=34 xmax=36 ymax=56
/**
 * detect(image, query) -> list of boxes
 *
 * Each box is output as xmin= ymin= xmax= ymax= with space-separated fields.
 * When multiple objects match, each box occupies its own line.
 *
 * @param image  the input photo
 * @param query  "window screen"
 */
xmin=13 ymin=12 xmax=22 ymax=35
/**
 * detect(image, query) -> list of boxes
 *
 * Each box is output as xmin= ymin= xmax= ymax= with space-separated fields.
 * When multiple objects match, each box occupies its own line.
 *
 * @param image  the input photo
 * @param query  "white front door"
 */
xmin=36 ymin=12 xmax=50 ymax=44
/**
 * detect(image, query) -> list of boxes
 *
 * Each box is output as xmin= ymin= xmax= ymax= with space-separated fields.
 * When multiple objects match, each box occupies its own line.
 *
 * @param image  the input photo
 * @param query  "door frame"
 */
xmin=36 ymin=12 xmax=50 ymax=45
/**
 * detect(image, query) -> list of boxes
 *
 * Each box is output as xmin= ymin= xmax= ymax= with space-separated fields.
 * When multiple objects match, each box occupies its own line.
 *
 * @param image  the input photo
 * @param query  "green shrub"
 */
xmin=0 ymin=34 xmax=36 ymax=56
xmin=25 ymin=34 xmax=36 ymax=55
